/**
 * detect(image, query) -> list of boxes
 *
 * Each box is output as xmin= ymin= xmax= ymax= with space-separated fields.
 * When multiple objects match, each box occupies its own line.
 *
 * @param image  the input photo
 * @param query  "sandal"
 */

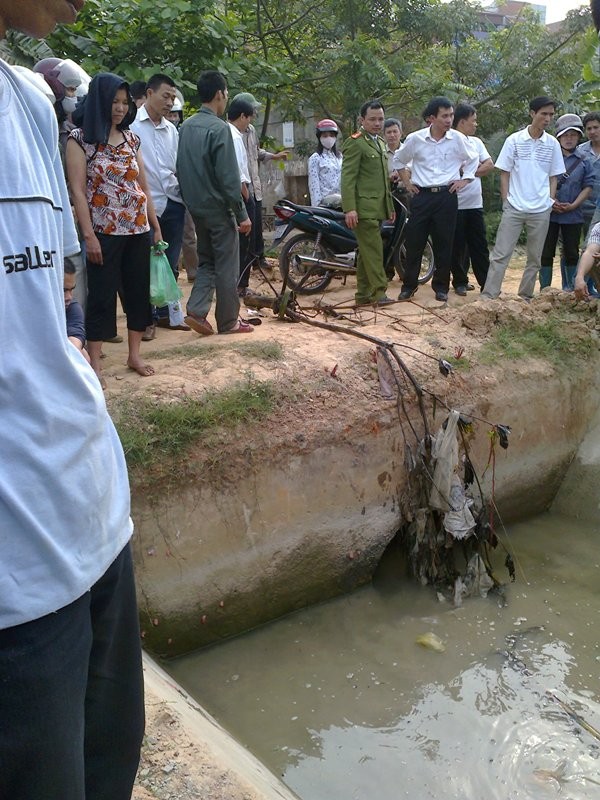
xmin=220 ymin=319 xmax=254 ymax=334
xmin=184 ymin=313 xmax=214 ymax=336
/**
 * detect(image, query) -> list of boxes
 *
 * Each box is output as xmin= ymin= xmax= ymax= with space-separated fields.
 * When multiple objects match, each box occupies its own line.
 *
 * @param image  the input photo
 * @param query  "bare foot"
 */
xmin=126 ymin=359 xmax=155 ymax=377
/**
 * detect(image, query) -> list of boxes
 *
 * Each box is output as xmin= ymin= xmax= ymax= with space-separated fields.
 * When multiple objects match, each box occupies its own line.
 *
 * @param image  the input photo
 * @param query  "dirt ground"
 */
xmin=118 ymin=248 xmax=595 ymax=800
xmin=102 ymin=249 xmax=576 ymax=406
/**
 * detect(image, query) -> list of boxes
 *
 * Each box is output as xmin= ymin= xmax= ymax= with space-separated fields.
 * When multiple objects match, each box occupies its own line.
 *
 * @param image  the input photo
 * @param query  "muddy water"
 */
xmin=170 ymin=511 xmax=600 ymax=800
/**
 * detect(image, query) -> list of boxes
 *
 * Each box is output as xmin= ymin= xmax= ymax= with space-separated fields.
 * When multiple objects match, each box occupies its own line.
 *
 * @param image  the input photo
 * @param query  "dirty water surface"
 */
xmin=169 ymin=514 xmax=600 ymax=800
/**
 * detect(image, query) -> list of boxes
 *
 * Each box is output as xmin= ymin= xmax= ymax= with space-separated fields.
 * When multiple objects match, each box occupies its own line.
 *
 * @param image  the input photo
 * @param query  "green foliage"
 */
xmin=113 ymin=378 xmax=276 ymax=469
xmin=19 ymin=0 xmax=591 ymax=139
xmin=0 ymin=31 xmax=54 ymax=65
xmin=479 ymin=317 xmax=592 ymax=367
xmin=46 ymin=0 xmax=240 ymax=86
xmin=570 ymin=27 xmax=600 ymax=109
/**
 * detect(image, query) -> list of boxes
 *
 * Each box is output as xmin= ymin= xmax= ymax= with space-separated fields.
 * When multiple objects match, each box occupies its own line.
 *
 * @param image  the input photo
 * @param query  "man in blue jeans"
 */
xmin=0 ymin=2 xmax=144 ymax=798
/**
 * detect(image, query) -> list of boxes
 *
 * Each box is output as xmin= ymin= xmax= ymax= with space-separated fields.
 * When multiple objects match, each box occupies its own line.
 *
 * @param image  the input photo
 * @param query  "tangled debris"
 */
xmin=244 ymin=288 xmax=518 ymax=604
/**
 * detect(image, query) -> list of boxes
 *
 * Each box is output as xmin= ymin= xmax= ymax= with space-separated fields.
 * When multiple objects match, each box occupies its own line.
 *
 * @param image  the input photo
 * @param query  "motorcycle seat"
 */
xmin=279 ymin=200 xmax=346 ymax=222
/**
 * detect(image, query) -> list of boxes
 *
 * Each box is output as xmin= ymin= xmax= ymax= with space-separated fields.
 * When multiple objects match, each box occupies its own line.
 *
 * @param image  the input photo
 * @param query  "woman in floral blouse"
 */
xmin=67 ymin=72 xmax=161 ymax=387
xmin=307 ymin=119 xmax=342 ymax=206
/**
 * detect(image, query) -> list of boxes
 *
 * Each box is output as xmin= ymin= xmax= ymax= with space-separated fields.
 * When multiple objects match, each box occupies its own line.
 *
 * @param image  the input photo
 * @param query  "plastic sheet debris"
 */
xmin=376 ymin=346 xmax=396 ymax=400
xmin=438 ymin=358 xmax=453 ymax=377
xmin=454 ymin=554 xmax=494 ymax=606
xmin=443 ymin=475 xmax=476 ymax=540
xmin=495 ymin=423 xmax=511 ymax=449
xmin=429 ymin=410 xmax=460 ymax=511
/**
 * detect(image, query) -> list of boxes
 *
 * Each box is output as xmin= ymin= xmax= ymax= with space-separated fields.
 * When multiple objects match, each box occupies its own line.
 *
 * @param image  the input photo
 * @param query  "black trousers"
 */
xmin=402 ymin=189 xmax=458 ymax=292
xmin=252 ymin=196 xmax=265 ymax=260
xmin=541 ymin=221 xmax=582 ymax=266
xmin=86 ymin=232 xmax=152 ymax=339
xmin=239 ymin=192 xmax=256 ymax=288
xmin=451 ymin=207 xmax=490 ymax=289
xmin=0 ymin=546 xmax=144 ymax=800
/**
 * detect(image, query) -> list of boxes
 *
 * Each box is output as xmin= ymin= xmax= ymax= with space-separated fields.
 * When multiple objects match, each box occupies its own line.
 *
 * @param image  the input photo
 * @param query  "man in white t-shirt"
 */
xmin=482 ymin=96 xmax=565 ymax=300
xmin=450 ymin=103 xmax=494 ymax=295
xmin=0 ymin=2 xmax=144 ymax=797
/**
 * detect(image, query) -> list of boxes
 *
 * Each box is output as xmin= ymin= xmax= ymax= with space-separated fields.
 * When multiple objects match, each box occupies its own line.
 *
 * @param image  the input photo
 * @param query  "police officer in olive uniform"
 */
xmin=341 ymin=100 xmax=395 ymax=306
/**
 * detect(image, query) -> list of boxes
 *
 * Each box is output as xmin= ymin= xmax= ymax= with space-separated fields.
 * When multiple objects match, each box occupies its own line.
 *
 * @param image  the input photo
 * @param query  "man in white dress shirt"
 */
xmin=131 ymin=73 xmax=189 ymax=334
xmin=481 ymin=96 xmax=565 ymax=300
xmin=228 ymin=97 xmax=255 ymax=295
xmin=393 ymin=96 xmax=478 ymax=302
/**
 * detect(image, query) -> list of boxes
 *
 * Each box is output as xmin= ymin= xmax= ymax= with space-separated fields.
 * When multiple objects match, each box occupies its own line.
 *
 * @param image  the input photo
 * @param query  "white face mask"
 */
xmin=62 ymin=95 xmax=78 ymax=114
xmin=320 ymin=135 xmax=336 ymax=150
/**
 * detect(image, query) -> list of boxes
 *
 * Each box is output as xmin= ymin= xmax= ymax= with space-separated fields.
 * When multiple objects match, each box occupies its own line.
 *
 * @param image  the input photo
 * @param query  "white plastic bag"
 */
xmin=429 ymin=410 xmax=460 ymax=511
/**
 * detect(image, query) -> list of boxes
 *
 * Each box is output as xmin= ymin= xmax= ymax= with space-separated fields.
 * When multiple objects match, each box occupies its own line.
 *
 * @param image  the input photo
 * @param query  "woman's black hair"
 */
xmin=73 ymin=72 xmax=137 ymax=144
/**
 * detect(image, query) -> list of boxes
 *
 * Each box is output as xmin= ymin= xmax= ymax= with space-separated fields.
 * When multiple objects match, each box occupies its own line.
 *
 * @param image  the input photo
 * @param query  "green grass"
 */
xmin=113 ymin=378 xmax=276 ymax=470
xmin=144 ymin=340 xmax=284 ymax=362
xmin=479 ymin=317 xmax=591 ymax=367
xmin=446 ymin=356 xmax=472 ymax=371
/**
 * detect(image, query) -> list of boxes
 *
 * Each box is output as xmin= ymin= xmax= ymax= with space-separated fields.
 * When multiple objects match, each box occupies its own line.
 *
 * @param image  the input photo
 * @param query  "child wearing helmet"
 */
xmin=308 ymin=118 xmax=342 ymax=206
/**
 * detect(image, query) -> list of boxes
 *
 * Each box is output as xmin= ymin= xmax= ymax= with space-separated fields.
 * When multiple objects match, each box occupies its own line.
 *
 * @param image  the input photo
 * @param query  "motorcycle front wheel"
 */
xmin=398 ymin=238 xmax=435 ymax=285
xmin=279 ymin=233 xmax=335 ymax=294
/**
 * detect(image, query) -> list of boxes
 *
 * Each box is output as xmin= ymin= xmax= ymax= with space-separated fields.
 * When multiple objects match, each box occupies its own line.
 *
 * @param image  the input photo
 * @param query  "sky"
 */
xmin=544 ymin=0 xmax=588 ymax=24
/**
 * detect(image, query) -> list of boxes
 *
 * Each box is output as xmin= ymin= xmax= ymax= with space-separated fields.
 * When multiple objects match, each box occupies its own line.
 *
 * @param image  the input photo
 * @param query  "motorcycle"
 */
xmin=272 ymin=189 xmax=435 ymax=295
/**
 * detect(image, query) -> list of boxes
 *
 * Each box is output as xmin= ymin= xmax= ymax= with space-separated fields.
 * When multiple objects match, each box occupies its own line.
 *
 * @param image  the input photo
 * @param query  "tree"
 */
xmin=46 ymin=0 xmax=240 ymax=87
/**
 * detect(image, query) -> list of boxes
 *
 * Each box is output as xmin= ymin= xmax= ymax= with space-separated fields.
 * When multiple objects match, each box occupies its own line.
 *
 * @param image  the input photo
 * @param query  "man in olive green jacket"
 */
xmin=177 ymin=70 xmax=252 ymax=335
xmin=341 ymin=100 xmax=395 ymax=306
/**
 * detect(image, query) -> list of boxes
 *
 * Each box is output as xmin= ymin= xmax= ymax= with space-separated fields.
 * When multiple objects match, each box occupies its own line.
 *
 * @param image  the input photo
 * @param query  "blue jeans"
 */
xmin=0 ymin=545 xmax=144 ymax=800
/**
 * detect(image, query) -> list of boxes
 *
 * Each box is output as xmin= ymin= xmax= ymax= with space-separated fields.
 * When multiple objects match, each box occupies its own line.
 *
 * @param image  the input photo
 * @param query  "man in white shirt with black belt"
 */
xmin=481 ymin=96 xmax=565 ymax=300
xmin=393 ymin=96 xmax=478 ymax=302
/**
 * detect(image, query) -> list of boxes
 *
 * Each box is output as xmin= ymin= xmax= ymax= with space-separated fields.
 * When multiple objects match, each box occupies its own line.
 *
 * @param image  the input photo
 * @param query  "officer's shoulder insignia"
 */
xmin=351 ymin=131 xmax=362 ymax=139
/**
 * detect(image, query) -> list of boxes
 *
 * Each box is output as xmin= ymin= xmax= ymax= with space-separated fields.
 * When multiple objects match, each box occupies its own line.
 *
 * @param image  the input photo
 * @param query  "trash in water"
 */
xmin=415 ymin=632 xmax=446 ymax=652
xmin=443 ymin=475 xmax=476 ymax=540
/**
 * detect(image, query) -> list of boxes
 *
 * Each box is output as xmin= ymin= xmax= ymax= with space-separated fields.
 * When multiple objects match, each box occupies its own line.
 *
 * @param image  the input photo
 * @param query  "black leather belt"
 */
xmin=418 ymin=185 xmax=450 ymax=192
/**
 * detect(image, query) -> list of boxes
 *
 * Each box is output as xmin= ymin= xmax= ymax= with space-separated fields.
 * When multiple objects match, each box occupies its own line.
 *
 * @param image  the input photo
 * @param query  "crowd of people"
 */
xmin=5 ymin=0 xmax=600 ymax=795
xmin=309 ymin=95 xmax=600 ymax=307
xmin=15 ymin=59 xmax=291 ymax=385
xmin=11 ymin=55 xmax=600 ymax=383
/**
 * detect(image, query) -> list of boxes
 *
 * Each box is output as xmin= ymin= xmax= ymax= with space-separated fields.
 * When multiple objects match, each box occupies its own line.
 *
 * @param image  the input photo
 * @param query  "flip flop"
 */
xmin=220 ymin=319 xmax=254 ymax=334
